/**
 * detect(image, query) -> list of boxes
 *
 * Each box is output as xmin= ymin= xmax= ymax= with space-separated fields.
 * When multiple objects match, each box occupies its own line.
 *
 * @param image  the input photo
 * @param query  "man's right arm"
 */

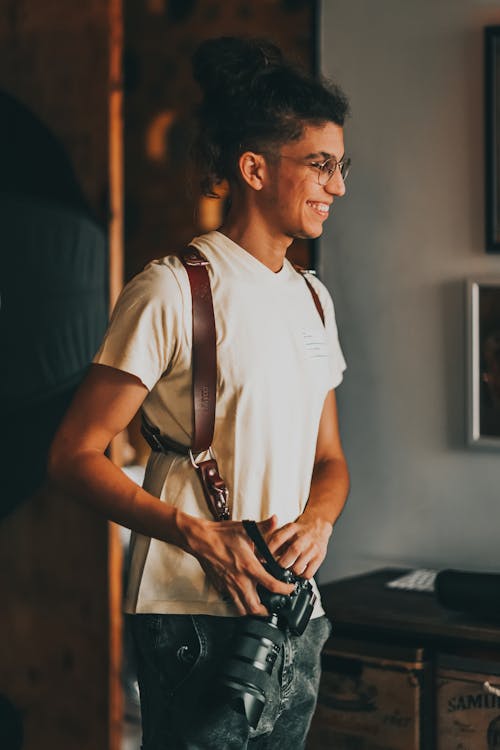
xmin=48 ymin=362 xmax=292 ymax=615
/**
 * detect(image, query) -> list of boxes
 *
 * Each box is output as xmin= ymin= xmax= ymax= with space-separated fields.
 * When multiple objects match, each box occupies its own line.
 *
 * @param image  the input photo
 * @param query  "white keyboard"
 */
xmin=386 ymin=568 xmax=438 ymax=593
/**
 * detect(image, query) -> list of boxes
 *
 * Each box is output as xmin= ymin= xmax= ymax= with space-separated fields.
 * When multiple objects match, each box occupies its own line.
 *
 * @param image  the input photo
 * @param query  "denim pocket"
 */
xmin=134 ymin=614 xmax=204 ymax=697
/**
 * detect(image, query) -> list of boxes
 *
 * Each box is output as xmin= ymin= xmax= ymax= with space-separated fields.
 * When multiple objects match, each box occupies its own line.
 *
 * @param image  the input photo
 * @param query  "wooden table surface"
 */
xmin=319 ymin=568 xmax=500 ymax=652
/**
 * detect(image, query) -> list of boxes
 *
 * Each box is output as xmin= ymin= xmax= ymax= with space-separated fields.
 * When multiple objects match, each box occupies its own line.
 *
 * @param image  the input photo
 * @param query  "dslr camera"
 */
xmin=220 ymin=520 xmax=316 ymax=728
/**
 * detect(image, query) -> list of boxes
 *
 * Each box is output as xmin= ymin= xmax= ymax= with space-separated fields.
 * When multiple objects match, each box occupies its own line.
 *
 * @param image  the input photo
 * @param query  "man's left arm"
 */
xmin=267 ymin=389 xmax=350 ymax=579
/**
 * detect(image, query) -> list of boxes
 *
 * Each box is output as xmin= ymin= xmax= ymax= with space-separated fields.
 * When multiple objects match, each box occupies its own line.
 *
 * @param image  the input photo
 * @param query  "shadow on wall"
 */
xmin=0 ymin=91 xmax=108 ymax=519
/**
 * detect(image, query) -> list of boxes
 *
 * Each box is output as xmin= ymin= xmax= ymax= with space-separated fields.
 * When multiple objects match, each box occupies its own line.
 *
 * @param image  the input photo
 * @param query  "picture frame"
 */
xmin=485 ymin=26 xmax=500 ymax=252
xmin=467 ymin=279 xmax=500 ymax=447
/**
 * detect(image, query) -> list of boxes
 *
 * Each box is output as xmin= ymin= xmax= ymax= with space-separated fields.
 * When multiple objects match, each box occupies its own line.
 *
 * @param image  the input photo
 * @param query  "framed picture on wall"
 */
xmin=485 ymin=26 xmax=500 ymax=252
xmin=467 ymin=279 xmax=500 ymax=447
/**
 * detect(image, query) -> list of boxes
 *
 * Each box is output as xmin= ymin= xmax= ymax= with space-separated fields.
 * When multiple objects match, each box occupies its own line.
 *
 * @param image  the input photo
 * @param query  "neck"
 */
xmin=220 ymin=210 xmax=293 ymax=273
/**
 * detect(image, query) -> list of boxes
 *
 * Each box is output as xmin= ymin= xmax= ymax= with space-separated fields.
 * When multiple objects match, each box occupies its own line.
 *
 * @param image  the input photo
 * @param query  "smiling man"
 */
xmin=49 ymin=37 xmax=351 ymax=750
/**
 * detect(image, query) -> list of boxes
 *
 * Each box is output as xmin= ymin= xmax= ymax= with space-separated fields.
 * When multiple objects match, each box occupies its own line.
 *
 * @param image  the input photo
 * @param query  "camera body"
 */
xmin=258 ymin=564 xmax=316 ymax=636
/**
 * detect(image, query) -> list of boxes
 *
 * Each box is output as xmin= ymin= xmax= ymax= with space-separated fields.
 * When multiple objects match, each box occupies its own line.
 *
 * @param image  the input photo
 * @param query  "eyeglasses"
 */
xmin=280 ymin=154 xmax=351 ymax=186
xmin=313 ymin=156 xmax=351 ymax=185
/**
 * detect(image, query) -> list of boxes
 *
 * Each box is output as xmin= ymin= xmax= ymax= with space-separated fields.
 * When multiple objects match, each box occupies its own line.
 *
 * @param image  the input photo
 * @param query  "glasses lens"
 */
xmin=318 ymin=159 xmax=337 ymax=186
xmin=318 ymin=157 xmax=350 ymax=185
xmin=340 ymin=158 xmax=351 ymax=181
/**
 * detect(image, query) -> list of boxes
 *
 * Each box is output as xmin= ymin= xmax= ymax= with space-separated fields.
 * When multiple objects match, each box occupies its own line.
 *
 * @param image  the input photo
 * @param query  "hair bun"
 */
xmin=192 ymin=36 xmax=283 ymax=97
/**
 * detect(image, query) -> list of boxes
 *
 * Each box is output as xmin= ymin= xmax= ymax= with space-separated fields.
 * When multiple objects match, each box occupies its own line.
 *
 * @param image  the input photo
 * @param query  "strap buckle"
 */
xmin=141 ymin=417 xmax=170 ymax=453
xmin=188 ymin=447 xmax=214 ymax=468
xmin=149 ymin=432 xmax=166 ymax=452
xmin=209 ymin=484 xmax=230 ymax=521
xmin=183 ymin=251 xmax=210 ymax=267
xmin=190 ymin=452 xmax=231 ymax=521
xmin=141 ymin=415 xmax=190 ymax=455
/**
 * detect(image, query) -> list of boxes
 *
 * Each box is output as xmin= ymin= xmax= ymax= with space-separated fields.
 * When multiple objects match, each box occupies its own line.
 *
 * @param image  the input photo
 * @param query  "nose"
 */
xmin=325 ymin=170 xmax=346 ymax=197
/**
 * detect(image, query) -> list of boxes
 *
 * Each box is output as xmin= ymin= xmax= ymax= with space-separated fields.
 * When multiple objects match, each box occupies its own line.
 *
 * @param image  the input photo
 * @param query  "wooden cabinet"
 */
xmin=437 ymin=656 xmax=500 ymax=750
xmin=310 ymin=569 xmax=500 ymax=750
xmin=309 ymin=639 xmax=432 ymax=750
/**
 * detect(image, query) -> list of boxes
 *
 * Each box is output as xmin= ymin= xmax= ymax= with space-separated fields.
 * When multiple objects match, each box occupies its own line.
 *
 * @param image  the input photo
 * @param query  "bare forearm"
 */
xmin=48 ymin=449 xmax=294 ymax=614
xmin=47 ymin=365 xmax=294 ymax=616
xmin=49 ymin=449 xmax=188 ymax=548
xmin=301 ymin=456 xmax=350 ymax=530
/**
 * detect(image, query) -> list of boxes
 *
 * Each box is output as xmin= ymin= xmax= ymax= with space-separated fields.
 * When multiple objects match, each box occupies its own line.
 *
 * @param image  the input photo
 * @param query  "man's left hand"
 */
xmin=266 ymin=516 xmax=332 ymax=580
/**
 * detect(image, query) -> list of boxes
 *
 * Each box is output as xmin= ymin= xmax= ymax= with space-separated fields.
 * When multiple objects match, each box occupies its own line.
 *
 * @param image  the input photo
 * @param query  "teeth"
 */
xmin=307 ymin=201 xmax=329 ymax=213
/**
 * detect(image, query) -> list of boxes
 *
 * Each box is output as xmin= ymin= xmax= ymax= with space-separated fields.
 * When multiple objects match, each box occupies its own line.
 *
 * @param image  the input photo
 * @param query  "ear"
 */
xmin=238 ymin=151 xmax=267 ymax=191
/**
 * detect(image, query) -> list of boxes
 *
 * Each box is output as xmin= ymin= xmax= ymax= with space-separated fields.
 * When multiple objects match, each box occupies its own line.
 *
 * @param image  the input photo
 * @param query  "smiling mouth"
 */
xmin=306 ymin=201 xmax=331 ymax=216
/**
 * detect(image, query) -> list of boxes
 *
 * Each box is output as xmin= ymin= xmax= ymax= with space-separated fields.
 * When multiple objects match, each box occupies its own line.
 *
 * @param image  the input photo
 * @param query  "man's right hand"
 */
xmin=176 ymin=513 xmax=295 ymax=616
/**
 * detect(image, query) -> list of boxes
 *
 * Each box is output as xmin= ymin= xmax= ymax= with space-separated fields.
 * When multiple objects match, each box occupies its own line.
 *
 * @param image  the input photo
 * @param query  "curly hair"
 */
xmin=192 ymin=37 xmax=350 ymax=197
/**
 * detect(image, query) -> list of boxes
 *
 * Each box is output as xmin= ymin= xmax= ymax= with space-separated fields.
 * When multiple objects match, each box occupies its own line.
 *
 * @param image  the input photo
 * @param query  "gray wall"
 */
xmin=319 ymin=0 xmax=500 ymax=582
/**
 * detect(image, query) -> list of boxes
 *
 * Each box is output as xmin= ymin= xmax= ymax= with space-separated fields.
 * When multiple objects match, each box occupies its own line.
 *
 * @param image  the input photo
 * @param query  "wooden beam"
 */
xmin=108 ymin=1 xmax=125 ymax=748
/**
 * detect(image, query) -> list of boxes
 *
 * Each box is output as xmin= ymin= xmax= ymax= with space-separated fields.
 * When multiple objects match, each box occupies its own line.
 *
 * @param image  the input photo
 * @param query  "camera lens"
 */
xmin=220 ymin=616 xmax=285 ymax=728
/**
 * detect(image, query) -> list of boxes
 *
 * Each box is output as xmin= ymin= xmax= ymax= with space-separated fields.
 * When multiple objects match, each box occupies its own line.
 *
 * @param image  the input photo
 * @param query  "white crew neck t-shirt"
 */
xmin=94 ymin=230 xmax=346 ymax=616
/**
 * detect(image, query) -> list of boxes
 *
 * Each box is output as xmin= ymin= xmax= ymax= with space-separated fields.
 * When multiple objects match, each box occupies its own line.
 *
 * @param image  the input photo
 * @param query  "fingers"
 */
xmin=267 ymin=522 xmax=297 ymax=557
xmin=259 ymin=568 xmax=295 ymax=596
xmin=301 ymin=559 xmax=320 ymax=580
xmin=194 ymin=517 xmax=298 ymax=616
xmin=292 ymin=553 xmax=321 ymax=580
xmin=203 ymin=564 xmax=268 ymax=617
xmin=257 ymin=514 xmax=279 ymax=538
xmin=223 ymin=577 xmax=272 ymax=617
xmin=200 ymin=545 xmax=291 ymax=616
xmin=256 ymin=520 xmax=316 ymax=581
xmin=227 ymin=589 xmax=252 ymax=617
xmin=266 ymin=521 xmax=328 ymax=579
xmin=235 ymin=549 xmax=294 ymax=600
xmin=277 ymin=540 xmax=308 ymax=570
xmin=269 ymin=521 xmax=331 ymax=578
xmin=269 ymin=524 xmax=310 ymax=568
xmin=229 ymin=583 xmax=269 ymax=617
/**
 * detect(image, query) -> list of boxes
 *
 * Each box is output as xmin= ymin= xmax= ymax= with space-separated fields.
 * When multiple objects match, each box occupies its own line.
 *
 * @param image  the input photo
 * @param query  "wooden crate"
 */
xmin=437 ymin=654 xmax=500 ymax=750
xmin=308 ymin=638 xmax=432 ymax=750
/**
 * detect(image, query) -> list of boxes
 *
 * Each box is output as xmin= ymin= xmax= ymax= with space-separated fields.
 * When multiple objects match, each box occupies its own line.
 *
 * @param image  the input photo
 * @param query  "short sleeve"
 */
xmin=308 ymin=275 xmax=346 ymax=389
xmin=93 ymin=261 xmax=186 ymax=391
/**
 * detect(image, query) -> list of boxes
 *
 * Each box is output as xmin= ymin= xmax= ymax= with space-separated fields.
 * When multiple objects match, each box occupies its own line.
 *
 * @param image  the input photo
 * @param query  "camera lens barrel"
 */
xmin=228 ymin=617 xmax=285 ymax=672
xmin=220 ymin=617 xmax=286 ymax=728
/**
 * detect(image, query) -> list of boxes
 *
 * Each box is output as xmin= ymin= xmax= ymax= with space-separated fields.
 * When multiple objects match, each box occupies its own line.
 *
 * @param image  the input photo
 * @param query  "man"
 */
xmin=50 ymin=36 xmax=350 ymax=749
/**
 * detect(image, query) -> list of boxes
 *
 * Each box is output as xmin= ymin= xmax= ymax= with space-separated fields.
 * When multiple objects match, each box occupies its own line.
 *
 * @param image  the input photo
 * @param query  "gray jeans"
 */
xmin=129 ymin=613 xmax=331 ymax=750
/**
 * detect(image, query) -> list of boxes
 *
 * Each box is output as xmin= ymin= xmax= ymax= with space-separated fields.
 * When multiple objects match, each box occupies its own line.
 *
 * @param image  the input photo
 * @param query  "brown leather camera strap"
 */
xmin=141 ymin=245 xmax=230 ymax=521
xmin=177 ymin=246 xmax=217 ymax=454
xmin=178 ymin=245 xmax=230 ymax=520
